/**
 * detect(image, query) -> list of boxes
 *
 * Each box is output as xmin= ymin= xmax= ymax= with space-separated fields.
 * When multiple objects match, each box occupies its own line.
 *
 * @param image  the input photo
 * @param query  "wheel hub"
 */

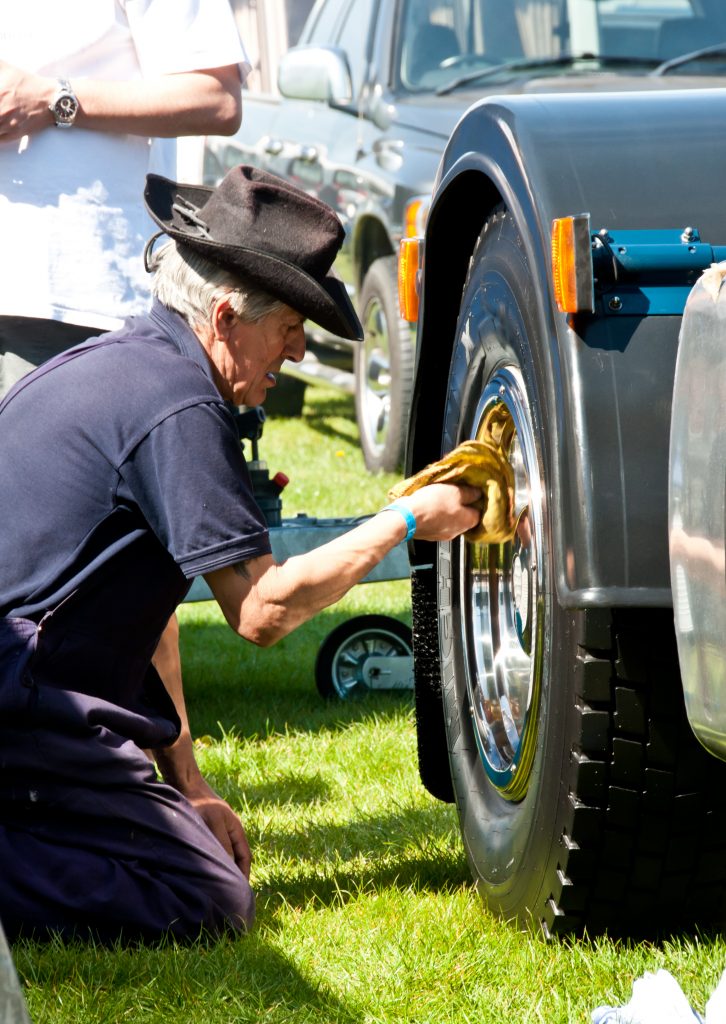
xmin=329 ymin=623 xmax=412 ymax=698
xmin=460 ymin=366 xmax=544 ymax=800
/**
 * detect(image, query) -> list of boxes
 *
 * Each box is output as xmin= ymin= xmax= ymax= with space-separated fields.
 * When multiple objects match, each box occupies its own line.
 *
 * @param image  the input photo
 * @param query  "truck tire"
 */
xmin=354 ymin=256 xmax=414 ymax=473
xmin=411 ymin=566 xmax=455 ymax=802
xmin=437 ymin=206 xmax=726 ymax=937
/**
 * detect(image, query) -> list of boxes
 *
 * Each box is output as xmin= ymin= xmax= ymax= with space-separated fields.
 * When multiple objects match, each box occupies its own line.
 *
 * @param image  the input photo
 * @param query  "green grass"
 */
xmin=12 ymin=388 xmax=726 ymax=1022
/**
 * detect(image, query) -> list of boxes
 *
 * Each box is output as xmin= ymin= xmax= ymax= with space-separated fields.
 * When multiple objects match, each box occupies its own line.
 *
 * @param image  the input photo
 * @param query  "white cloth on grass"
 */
xmin=592 ymin=966 xmax=726 ymax=1024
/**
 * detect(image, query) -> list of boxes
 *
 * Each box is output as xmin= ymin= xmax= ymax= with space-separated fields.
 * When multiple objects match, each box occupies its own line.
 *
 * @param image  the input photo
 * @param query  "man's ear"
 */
xmin=212 ymin=296 xmax=237 ymax=339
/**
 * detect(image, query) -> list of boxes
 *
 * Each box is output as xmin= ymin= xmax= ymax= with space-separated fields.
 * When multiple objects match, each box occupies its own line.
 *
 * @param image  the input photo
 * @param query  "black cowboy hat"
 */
xmin=144 ymin=164 xmax=363 ymax=341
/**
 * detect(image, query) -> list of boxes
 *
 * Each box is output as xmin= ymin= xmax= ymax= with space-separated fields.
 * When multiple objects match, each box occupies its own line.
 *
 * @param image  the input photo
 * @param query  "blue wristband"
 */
xmin=380 ymin=501 xmax=417 ymax=543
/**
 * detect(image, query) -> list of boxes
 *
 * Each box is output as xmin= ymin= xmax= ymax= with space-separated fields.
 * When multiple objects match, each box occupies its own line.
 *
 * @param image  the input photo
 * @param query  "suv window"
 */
xmin=335 ymin=0 xmax=377 ymax=96
xmin=398 ymin=0 xmax=724 ymax=93
xmin=303 ymin=0 xmax=349 ymax=46
xmin=597 ymin=0 xmax=692 ymax=12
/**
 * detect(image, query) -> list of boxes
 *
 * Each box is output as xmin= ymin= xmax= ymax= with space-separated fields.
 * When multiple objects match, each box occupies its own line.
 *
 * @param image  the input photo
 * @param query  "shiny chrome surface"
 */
xmin=460 ymin=366 xmax=544 ymax=799
xmin=282 ymin=350 xmax=356 ymax=393
xmin=359 ymin=290 xmax=394 ymax=459
xmin=670 ymin=271 xmax=726 ymax=760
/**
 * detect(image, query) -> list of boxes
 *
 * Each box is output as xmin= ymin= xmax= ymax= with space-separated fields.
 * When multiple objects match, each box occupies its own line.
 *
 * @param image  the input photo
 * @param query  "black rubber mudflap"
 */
xmin=411 ymin=565 xmax=455 ymax=802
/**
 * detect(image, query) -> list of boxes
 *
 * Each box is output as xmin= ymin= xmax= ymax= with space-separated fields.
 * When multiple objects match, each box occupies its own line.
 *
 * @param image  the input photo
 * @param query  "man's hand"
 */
xmin=0 ymin=60 xmax=53 ymax=142
xmin=401 ymin=482 xmax=482 ymax=542
xmin=183 ymin=774 xmax=252 ymax=879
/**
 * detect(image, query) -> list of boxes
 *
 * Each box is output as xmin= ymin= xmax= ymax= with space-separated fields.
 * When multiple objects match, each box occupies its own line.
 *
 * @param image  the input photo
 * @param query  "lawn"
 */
xmin=12 ymin=387 xmax=726 ymax=1023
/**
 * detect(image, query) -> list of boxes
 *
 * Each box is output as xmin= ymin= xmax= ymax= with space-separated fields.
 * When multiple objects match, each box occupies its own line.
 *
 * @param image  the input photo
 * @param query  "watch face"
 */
xmin=55 ymin=93 xmax=78 ymax=123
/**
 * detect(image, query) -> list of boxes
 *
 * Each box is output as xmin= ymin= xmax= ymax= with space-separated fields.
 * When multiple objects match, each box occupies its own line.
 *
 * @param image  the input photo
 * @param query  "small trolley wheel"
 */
xmin=315 ymin=614 xmax=413 ymax=700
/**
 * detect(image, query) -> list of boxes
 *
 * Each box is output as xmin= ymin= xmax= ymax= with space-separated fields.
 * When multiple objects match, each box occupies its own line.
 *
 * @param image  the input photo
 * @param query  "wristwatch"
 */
xmin=49 ymin=79 xmax=79 ymax=128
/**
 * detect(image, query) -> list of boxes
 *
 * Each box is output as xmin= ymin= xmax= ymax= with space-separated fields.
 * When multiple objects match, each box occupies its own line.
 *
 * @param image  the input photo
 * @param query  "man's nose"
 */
xmin=286 ymin=327 xmax=306 ymax=363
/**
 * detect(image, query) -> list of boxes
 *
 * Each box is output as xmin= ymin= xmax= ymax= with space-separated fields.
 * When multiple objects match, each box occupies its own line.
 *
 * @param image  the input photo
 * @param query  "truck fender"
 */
xmin=408 ymin=89 xmax=726 ymax=609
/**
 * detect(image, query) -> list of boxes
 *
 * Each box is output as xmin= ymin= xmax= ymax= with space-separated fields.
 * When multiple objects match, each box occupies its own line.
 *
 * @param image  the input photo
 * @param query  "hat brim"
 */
xmin=144 ymin=176 xmax=363 ymax=342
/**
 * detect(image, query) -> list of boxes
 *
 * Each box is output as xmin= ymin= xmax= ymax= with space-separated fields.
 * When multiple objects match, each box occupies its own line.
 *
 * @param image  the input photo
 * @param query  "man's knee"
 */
xmin=174 ymin=850 xmax=256 ymax=940
xmin=216 ymin=884 xmax=256 ymax=936
xmin=206 ymin=869 xmax=256 ymax=937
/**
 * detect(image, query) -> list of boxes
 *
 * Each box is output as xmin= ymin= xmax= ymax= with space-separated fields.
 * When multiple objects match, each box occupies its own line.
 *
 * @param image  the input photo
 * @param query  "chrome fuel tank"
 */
xmin=670 ymin=266 xmax=726 ymax=758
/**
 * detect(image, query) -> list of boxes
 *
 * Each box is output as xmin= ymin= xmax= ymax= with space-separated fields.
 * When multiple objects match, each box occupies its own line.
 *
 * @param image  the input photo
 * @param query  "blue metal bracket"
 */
xmin=591 ymin=226 xmax=726 ymax=316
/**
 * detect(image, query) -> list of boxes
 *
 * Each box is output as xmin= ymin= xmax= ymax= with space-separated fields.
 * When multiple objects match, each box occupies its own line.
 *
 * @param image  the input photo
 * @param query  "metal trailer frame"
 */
xmin=184 ymin=513 xmax=414 ymax=699
xmin=184 ymin=514 xmax=410 ymax=603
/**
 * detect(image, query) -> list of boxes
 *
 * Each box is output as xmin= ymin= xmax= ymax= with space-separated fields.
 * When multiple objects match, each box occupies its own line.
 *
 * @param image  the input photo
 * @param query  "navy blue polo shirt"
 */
xmin=0 ymin=302 xmax=271 ymax=741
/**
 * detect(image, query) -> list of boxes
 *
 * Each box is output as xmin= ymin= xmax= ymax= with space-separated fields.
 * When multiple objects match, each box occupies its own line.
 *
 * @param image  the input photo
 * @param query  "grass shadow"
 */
xmin=298 ymin=391 xmax=361 ymax=447
xmin=241 ymin=772 xmax=333 ymax=806
xmin=253 ymin=803 xmax=471 ymax=907
xmin=14 ymin=932 xmax=362 ymax=1023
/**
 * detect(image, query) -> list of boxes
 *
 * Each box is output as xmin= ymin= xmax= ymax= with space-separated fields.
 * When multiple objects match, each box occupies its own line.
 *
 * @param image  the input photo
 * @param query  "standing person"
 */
xmin=0 ymin=164 xmax=482 ymax=942
xmin=0 ymin=0 xmax=248 ymax=775
xmin=0 ymin=0 xmax=248 ymax=392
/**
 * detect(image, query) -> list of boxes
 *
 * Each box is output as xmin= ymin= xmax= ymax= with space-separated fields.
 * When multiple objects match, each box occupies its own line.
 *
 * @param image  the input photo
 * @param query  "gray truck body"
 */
xmin=409 ymin=86 xmax=726 ymax=608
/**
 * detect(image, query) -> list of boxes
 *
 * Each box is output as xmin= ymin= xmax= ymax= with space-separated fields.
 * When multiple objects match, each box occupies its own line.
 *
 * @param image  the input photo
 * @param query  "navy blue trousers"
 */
xmin=0 ymin=617 xmax=255 ymax=943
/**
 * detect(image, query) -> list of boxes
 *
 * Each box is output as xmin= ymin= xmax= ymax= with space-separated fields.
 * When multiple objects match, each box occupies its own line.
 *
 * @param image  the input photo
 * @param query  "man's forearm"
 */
xmin=207 ymin=482 xmax=481 ymax=648
xmin=0 ymin=60 xmax=241 ymax=144
xmin=207 ymin=507 xmax=408 ymax=646
xmin=264 ymin=512 xmax=407 ymax=630
xmin=149 ymin=614 xmax=204 ymax=790
xmin=71 ymin=68 xmax=242 ymax=137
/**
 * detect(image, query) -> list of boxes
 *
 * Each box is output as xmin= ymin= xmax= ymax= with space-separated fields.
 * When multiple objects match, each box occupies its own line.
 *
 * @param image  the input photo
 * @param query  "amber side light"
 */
xmin=552 ymin=217 xmax=578 ymax=312
xmin=404 ymin=198 xmax=425 ymax=238
xmin=398 ymin=236 xmax=420 ymax=321
xmin=551 ymin=213 xmax=594 ymax=314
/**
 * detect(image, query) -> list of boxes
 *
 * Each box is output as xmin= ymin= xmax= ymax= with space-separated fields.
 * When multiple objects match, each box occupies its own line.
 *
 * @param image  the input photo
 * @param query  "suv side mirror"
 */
xmin=278 ymin=46 xmax=353 ymax=105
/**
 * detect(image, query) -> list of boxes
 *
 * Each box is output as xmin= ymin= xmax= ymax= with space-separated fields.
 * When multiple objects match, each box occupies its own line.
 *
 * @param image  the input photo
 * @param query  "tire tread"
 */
xmin=546 ymin=607 xmax=726 ymax=936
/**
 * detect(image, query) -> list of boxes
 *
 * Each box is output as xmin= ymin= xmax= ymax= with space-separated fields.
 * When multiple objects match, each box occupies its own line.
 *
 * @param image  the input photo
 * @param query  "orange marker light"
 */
xmin=404 ymin=196 xmax=429 ymax=239
xmin=398 ymin=236 xmax=421 ymax=322
xmin=551 ymin=216 xmax=578 ymax=313
xmin=551 ymin=213 xmax=594 ymax=314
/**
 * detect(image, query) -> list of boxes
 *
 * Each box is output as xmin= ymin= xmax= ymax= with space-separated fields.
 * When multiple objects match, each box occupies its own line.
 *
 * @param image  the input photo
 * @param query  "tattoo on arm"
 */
xmin=232 ymin=560 xmax=251 ymax=581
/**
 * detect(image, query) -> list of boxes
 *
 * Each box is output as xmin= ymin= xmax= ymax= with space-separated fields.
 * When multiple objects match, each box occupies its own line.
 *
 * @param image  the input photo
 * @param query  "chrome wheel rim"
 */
xmin=360 ymin=293 xmax=392 ymax=457
xmin=459 ymin=366 xmax=544 ymax=800
xmin=330 ymin=626 xmax=412 ymax=699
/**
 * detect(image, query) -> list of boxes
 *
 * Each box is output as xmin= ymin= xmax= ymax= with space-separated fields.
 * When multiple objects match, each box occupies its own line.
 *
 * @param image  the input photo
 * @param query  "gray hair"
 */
xmin=148 ymin=239 xmax=285 ymax=326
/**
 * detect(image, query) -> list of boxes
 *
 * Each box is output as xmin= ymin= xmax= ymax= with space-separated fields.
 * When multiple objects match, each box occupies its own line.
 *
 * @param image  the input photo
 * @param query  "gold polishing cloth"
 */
xmin=388 ymin=433 xmax=516 ymax=545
